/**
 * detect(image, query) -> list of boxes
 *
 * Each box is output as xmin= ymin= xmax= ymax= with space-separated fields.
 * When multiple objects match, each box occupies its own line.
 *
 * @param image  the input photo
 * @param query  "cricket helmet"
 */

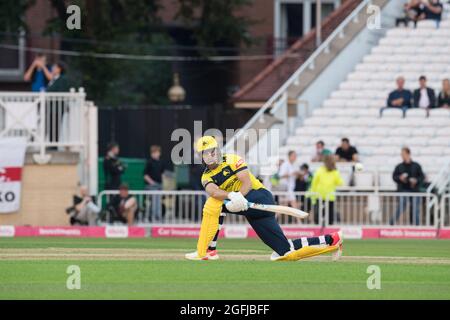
xmin=196 ymin=136 xmax=218 ymax=153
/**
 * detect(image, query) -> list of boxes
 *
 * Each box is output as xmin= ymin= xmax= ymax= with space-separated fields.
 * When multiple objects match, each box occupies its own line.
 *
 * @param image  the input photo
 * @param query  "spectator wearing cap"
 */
xmin=386 ymin=76 xmax=412 ymax=113
xmin=312 ymin=140 xmax=332 ymax=162
xmin=413 ymin=76 xmax=436 ymax=109
xmin=438 ymin=79 xmax=450 ymax=108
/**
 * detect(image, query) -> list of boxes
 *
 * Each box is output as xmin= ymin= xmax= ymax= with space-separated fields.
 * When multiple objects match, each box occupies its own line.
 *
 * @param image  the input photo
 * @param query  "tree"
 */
xmin=45 ymin=0 xmax=172 ymax=106
xmin=176 ymin=0 xmax=255 ymax=53
xmin=0 ymin=0 xmax=34 ymax=40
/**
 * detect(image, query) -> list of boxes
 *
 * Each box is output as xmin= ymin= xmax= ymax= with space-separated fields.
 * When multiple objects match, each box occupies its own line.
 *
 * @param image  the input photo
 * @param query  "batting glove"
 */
xmin=225 ymin=192 xmax=249 ymax=212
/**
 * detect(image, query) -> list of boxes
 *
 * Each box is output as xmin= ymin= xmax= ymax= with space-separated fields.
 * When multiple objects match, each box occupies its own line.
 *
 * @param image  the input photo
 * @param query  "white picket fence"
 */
xmin=0 ymin=90 xmax=98 ymax=193
xmin=98 ymin=190 xmax=445 ymax=228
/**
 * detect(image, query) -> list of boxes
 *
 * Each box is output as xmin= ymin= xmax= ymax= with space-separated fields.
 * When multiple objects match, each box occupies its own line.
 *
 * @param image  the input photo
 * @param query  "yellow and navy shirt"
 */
xmin=201 ymin=153 xmax=265 ymax=192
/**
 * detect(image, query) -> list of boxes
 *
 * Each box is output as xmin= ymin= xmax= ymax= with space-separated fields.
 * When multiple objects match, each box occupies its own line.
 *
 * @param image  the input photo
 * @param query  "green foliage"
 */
xmin=0 ymin=0 xmax=34 ymax=40
xmin=45 ymin=0 xmax=172 ymax=106
xmin=176 ymin=0 xmax=256 ymax=51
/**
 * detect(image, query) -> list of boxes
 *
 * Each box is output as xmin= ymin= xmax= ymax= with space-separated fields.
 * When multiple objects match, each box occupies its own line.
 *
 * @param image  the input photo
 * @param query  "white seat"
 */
xmin=429 ymin=108 xmax=450 ymax=118
xmin=428 ymin=137 xmax=450 ymax=147
xmin=411 ymin=127 xmax=436 ymax=137
xmin=381 ymin=108 xmax=403 ymax=118
xmin=406 ymin=108 xmax=428 ymax=118
xmin=408 ymin=137 xmax=429 ymax=147
xmin=379 ymin=173 xmax=397 ymax=190
xmin=418 ymin=147 xmax=444 ymax=156
xmin=375 ymin=146 xmax=398 ymax=156
xmin=354 ymin=172 xmax=374 ymax=188
xmin=389 ymin=127 xmax=411 ymax=136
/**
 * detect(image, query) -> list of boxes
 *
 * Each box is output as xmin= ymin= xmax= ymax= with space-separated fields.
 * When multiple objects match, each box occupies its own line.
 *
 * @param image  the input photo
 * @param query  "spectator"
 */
xmin=437 ymin=78 xmax=450 ymax=108
xmin=269 ymin=159 xmax=284 ymax=191
xmin=278 ymin=151 xmax=299 ymax=208
xmin=413 ymin=75 xmax=436 ymax=109
xmin=65 ymin=185 xmax=100 ymax=226
xmin=47 ymin=62 xmax=70 ymax=92
xmin=335 ymin=138 xmax=359 ymax=162
xmin=108 ymin=184 xmax=138 ymax=225
xmin=310 ymin=155 xmax=344 ymax=225
xmin=312 ymin=140 xmax=332 ymax=162
xmin=144 ymin=145 xmax=166 ymax=221
xmin=23 ymin=53 xmax=52 ymax=92
xmin=295 ymin=163 xmax=313 ymax=212
xmin=295 ymin=164 xmax=313 ymax=192
xmin=424 ymin=0 xmax=443 ymax=25
xmin=103 ymin=142 xmax=125 ymax=190
xmin=386 ymin=76 xmax=412 ymax=112
xmin=400 ymin=0 xmax=426 ymax=27
xmin=390 ymin=147 xmax=425 ymax=226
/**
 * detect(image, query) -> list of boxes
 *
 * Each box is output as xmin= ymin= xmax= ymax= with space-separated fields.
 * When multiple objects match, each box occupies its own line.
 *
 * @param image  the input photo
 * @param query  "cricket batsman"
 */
xmin=185 ymin=136 xmax=343 ymax=261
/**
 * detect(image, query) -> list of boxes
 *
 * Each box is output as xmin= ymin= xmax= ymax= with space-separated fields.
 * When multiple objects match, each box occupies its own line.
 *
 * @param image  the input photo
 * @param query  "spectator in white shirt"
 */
xmin=413 ymin=75 xmax=436 ymax=109
xmin=278 ymin=150 xmax=299 ymax=208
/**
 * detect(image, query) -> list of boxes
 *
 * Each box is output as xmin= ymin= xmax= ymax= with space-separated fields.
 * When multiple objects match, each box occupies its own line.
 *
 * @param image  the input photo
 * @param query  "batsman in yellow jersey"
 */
xmin=185 ymin=136 xmax=343 ymax=261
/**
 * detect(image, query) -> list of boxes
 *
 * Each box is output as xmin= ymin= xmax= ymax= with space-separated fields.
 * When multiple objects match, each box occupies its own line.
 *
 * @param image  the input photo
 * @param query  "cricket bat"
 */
xmin=224 ymin=200 xmax=309 ymax=219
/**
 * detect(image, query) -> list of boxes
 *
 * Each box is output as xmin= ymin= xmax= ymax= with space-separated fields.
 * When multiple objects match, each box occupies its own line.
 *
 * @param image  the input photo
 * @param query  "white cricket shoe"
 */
xmin=185 ymin=249 xmax=220 ymax=261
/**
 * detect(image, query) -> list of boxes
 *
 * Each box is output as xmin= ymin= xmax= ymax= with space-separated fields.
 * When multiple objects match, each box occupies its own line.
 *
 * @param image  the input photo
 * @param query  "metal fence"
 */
xmin=98 ymin=190 xmax=442 ymax=228
xmin=326 ymin=192 xmax=439 ymax=227
xmin=441 ymin=194 xmax=450 ymax=228
xmin=98 ymin=190 xmax=322 ymax=226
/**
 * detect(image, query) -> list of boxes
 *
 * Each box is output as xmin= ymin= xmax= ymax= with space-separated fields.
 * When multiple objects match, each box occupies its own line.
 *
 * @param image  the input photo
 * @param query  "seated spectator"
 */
xmin=311 ymin=140 xmax=332 ymax=162
xmin=65 ymin=185 xmax=100 ymax=226
xmin=413 ymin=75 xmax=436 ymax=109
xmin=335 ymin=138 xmax=359 ymax=163
xmin=400 ymin=0 xmax=426 ymax=27
xmin=390 ymin=147 xmax=425 ymax=226
xmin=438 ymin=78 xmax=450 ymax=108
xmin=23 ymin=53 xmax=52 ymax=92
xmin=386 ymin=76 xmax=412 ymax=112
xmin=423 ymin=0 xmax=443 ymax=25
xmin=107 ymin=184 xmax=138 ymax=225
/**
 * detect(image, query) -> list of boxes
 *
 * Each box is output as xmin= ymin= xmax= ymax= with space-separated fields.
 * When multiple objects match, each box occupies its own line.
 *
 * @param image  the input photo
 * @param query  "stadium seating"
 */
xmin=265 ymin=18 xmax=450 ymax=190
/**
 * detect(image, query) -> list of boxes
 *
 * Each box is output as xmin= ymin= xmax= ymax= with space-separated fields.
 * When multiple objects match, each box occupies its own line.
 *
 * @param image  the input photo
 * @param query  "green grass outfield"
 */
xmin=1 ymin=238 xmax=450 ymax=299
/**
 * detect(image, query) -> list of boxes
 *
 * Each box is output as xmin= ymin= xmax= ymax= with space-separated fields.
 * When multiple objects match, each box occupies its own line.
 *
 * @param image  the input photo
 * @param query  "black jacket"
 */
xmin=393 ymin=161 xmax=425 ymax=192
xmin=103 ymin=156 xmax=124 ymax=190
xmin=413 ymin=87 xmax=436 ymax=109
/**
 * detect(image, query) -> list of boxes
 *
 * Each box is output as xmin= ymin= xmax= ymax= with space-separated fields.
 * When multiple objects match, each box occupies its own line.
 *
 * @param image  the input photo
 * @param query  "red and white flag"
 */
xmin=0 ymin=138 xmax=27 ymax=213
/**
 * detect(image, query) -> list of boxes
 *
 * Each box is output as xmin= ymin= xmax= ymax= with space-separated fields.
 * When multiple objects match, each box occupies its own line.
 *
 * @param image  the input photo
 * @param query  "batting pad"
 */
xmin=273 ymin=244 xmax=339 ymax=261
xmin=196 ymin=197 xmax=222 ymax=257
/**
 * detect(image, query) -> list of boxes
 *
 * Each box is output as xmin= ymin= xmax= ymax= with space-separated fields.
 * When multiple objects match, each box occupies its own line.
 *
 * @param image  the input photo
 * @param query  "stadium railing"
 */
xmin=98 ymin=190 xmax=441 ymax=228
xmin=0 ymin=89 xmax=98 ymax=192
xmin=325 ymin=192 xmax=439 ymax=228
xmin=97 ymin=190 xmax=323 ymax=226
xmin=441 ymin=194 xmax=450 ymax=228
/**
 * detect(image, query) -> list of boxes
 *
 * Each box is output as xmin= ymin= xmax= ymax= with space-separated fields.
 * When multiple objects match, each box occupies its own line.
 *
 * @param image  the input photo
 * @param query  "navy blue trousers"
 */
xmin=222 ymin=189 xmax=291 ymax=256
